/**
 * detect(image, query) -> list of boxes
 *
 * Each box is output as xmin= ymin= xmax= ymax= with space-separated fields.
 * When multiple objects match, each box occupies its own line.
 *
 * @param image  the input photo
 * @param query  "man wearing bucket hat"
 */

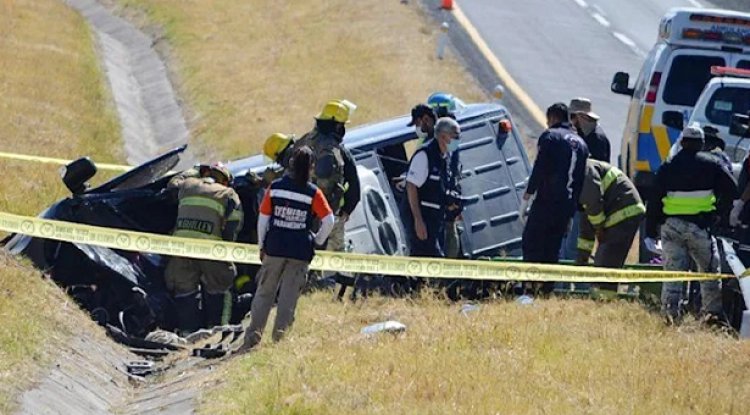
xmin=645 ymin=124 xmax=737 ymax=323
xmin=562 ymin=98 xmax=612 ymax=263
xmin=569 ymin=98 xmax=610 ymax=163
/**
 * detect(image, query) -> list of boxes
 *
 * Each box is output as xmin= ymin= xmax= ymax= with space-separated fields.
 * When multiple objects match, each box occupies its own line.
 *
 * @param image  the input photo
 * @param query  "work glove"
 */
xmin=644 ymin=237 xmax=662 ymax=255
xmin=730 ymin=200 xmax=745 ymax=227
xmin=518 ymin=197 xmax=531 ymax=224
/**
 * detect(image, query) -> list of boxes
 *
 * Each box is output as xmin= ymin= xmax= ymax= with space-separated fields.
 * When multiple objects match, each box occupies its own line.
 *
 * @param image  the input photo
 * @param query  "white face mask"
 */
xmin=415 ymin=125 xmax=428 ymax=140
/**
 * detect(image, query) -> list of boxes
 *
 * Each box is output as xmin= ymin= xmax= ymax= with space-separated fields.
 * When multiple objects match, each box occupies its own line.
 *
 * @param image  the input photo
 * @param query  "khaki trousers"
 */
xmin=164 ymin=257 xmax=236 ymax=295
xmin=246 ymin=254 xmax=309 ymax=344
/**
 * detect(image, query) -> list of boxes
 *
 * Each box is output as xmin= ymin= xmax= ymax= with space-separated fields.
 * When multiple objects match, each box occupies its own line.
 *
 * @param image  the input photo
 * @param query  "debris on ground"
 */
xmin=361 ymin=320 xmax=407 ymax=335
xmin=126 ymin=360 xmax=157 ymax=377
xmin=145 ymin=330 xmax=188 ymax=347
xmin=516 ymin=295 xmax=534 ymax=306
xmin=460 ymin=303 xmax=480 ymax=316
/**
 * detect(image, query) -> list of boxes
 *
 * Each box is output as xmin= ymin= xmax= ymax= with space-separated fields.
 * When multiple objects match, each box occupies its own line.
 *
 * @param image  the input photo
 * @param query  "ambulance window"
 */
xmin=705 ymin=87 xmax=750 ymax=127
xmin=738 ymin=60 xmax=750 ymax=70
xmin=663 ymin=55 xmax=725 ymax=106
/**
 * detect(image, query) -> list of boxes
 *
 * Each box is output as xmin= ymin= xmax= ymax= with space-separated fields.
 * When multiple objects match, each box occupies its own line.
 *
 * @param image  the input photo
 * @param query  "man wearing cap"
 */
xmin=409 ymin=103 xmax=438 ymax=146
xmin=403 ymin=117 xmax=462 ymax=259
xmin=645 ymin=124 xmax=737 ymax=322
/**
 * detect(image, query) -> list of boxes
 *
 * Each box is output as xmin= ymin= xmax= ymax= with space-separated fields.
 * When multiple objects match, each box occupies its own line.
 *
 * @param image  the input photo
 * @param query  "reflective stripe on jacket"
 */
xmin=645 ymin=149 xmax=737 ymax=238
xmin=263 ymin=176 xmax=318 ymax=261
xmin=170 ymin=173 xmax=243 ymax=241
xmin=415 ymin=138 xmax=449 ymax=224
xmin=662 ymin=190 xmax=716 ymax=215
xmin=577 ymin=159 xmax=644 ymax=251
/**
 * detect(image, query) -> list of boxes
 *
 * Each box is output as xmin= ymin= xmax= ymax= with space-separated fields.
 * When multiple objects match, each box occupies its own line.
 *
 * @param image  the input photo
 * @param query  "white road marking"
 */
xmin=572 ymin=0 xmax=588 ymax=8
xmin=612 ymin=32 xmax=636 ymax=48
xmin=591 ymin=12 xmax=611 ymax=28
xmin=613 ymin=32 xmax=647 ymax=58
xmin=591 ymin=4 xmax=607 ymax=16
xmin=687 ymin=0 xmax=703 ymax=8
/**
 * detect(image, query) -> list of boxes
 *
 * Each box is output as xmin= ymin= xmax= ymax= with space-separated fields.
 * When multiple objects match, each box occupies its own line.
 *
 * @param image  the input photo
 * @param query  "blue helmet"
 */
xmin=427 ymin=92 xmax=457 ymax=113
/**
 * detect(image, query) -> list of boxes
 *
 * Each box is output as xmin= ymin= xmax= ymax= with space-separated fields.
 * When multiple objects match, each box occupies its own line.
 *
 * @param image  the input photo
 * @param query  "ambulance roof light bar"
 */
xmin=711 ymin=66 xmax=750 ymax=79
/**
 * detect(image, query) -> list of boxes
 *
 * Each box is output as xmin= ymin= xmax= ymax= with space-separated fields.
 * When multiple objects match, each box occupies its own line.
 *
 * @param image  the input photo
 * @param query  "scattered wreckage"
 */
xmin=3 ymin=96 xmax=749 ymax=348
xmin=3 ymin=98 xmax=532 ymax=341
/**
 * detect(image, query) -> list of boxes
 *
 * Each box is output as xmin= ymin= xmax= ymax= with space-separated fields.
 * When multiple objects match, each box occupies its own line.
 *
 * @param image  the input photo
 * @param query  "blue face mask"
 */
xmin=448 ymin=138 xmax=460 ymax=153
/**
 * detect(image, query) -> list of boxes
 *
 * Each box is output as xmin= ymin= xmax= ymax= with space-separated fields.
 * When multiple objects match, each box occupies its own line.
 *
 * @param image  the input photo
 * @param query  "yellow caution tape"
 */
xmin=0 ymin=211 xmax=721 ymax=283
xmin=0 ymin=151 xmax=131 ymax=172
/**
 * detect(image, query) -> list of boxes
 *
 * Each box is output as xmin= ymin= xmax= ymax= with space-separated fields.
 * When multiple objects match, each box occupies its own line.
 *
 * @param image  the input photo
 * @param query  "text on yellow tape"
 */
xmin=0 ymin=211 xmax=720 ymax=283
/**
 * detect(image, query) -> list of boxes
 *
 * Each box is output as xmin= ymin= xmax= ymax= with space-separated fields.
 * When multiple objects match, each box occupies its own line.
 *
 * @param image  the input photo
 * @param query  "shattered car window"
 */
xmin=91 ymin=147 xmax=185 ymax=193
xmin=110 ymin=154 xmax=180 ymax=191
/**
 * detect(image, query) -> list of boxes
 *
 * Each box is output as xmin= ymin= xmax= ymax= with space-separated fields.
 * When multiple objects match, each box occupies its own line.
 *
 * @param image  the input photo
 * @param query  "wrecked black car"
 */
xmin=3 ymin=99 xmax=532 ymax=337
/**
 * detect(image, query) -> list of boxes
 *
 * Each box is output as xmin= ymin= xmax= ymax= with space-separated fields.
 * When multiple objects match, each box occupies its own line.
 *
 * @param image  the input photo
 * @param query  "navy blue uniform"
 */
xmin=262 ymin=176 xmax=331 ymax=262
xmin=523 ymin=122 xmax=589 ymax=263
xmin=402 ymin=139 xmax=449 ymax=257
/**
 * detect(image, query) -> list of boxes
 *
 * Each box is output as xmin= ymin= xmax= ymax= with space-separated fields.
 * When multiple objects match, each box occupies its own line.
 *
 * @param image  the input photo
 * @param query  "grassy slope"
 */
xmin=116 ymin=0 xmax=485 ymax=159
xmin=0 ymin=0 xmax=122 ymax=216
xmin=209 ymin=294 xmax=750 ymax=415
xmin=0 ymin=0 xmax=123 ymax=411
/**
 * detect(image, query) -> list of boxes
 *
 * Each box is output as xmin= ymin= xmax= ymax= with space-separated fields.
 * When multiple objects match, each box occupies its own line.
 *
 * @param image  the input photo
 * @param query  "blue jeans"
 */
xmin=560 ymin=211 xmax=580 ymax=261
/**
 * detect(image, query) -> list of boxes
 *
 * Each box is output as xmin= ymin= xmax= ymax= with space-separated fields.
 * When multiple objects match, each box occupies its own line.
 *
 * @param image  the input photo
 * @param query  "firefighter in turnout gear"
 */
xmin=293 ymin=100 xmax=361 ymax=295
xmin=241 ymin=146 xmax=335 ymax=350
xmin=262 ymin=133 xmax=296 ymax=185
xmin=294 ymin=100 xmax=360 ymax=250
xmin=645 ymin=125 xmax=737 ymax=322
xmin=164 ymin=163 xmax=243 ymax=334
xmin=576 ymin=159 xmax=645 ymax=267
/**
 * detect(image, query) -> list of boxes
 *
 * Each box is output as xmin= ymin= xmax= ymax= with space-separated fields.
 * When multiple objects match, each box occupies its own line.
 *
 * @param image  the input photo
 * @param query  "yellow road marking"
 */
xmin=452 ymin=2 xmax=547 ymax=128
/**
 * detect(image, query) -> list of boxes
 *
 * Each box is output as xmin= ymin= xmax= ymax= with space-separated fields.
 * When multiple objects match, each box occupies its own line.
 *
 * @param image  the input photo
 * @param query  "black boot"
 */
xmin=174 ymin=292 xmax=201 ymax=335
xmin=203 ymin=291 xmax=231 ymax=328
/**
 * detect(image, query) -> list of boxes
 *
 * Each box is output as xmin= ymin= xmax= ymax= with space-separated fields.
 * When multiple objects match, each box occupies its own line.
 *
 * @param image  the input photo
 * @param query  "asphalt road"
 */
xmin=458 ymin=0 xmax=712 ymax=163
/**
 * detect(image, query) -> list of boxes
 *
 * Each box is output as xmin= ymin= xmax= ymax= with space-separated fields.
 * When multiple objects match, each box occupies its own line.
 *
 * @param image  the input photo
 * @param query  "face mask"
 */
xmin=415 ymin=125 xmax=428 ymax=140
xmin=448 ymin=138 xmax=460 ymax=153
xmin=578 ymin=117 xmax=596 ymax=136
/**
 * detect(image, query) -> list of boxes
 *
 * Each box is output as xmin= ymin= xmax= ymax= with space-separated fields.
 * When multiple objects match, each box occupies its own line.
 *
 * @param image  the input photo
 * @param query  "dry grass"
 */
xmin=0 ymin=253 xmax=107 ymax=412
xmin=0 ymin=0 xmax=122 ymax=217
xmin=206 ymin=292 xmax=750 ymax=415
xmin=115 ymin=0 xmax=485 ymax=159
xmin=0 ymin=0 xmax=123 ymax=410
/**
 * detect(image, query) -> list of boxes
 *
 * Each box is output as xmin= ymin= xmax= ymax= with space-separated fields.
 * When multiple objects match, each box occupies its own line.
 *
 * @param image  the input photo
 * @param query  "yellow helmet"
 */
xmin=315 ymin=99 xmax=356 ymax=124
xmin=263 ymin=133 xmax=293 ymax=161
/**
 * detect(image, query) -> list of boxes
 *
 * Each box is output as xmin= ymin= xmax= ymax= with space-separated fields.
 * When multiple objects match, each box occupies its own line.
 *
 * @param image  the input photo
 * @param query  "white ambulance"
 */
xmin=611 ymin=8 xmax=750 ymax=192
xmin=685 ymin=66 xmax=750 ymax=169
